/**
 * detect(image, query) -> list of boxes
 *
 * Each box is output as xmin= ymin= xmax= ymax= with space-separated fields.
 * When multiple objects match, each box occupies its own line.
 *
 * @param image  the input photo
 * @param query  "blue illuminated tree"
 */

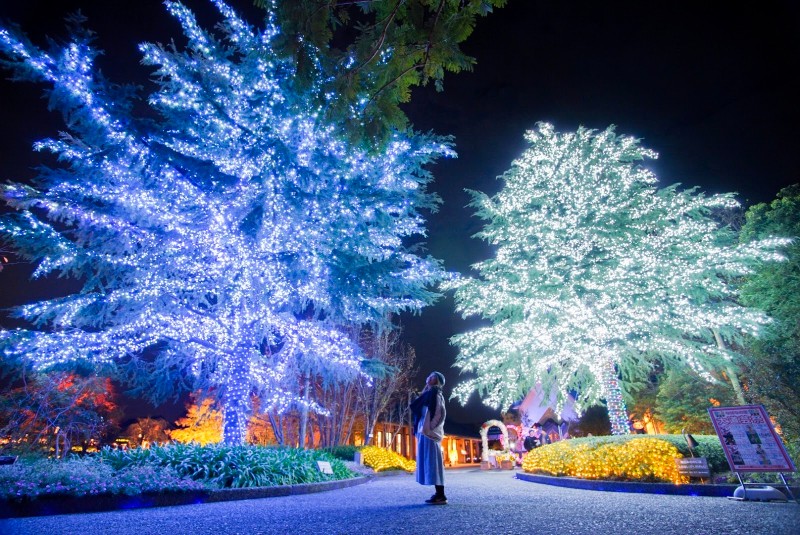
xmin=0 ymin=1 xmax=451 ymax=444
xmin=447 ymin=123 xmax=787 ymax=434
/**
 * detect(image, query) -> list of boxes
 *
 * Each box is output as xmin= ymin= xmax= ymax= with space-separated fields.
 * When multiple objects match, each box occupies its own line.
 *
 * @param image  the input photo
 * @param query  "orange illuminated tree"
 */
xmin=168 ymin=393 xmax=278 ymax=446
xmin=123 ymin=417 xmax=171 ymax=447
xmin=169 ymin=395 xmax=223 ymax=446
xmin=0 ymin=362 xmax=120 ymax=456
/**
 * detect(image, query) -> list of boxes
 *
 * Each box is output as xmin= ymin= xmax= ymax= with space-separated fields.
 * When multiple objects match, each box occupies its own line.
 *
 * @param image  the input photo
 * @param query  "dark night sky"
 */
xmin=1 ymin=1 xmax=798 ymax=426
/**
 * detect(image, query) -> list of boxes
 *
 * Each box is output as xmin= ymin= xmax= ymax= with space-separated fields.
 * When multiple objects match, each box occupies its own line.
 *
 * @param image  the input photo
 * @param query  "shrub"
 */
xmin=646 ymin=434 xmax=728 ymax=474
xmin=360 ymin=446 xmax=415 ymax=472
xmin=322 ymin=445 xmax=361 ymax=462
xmin=98 ymin=443 xmax=355 ymax=488
xmin=0 ymin=443 xmax=359 ymax=501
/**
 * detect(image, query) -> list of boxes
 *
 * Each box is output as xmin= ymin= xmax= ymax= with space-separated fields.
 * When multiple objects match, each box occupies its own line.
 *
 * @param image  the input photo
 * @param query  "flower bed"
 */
xmin=522 ymin=436 xmax=719 ymax=484
xmin=0 ymin=456 xmax=207 ymax=501
xmin=360 ymin=446 xmax=416 ymax=472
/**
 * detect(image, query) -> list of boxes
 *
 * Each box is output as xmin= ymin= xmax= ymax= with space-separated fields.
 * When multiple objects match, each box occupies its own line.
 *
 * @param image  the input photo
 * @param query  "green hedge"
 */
xmin=320 ymin=445 xmax=361 ymax=462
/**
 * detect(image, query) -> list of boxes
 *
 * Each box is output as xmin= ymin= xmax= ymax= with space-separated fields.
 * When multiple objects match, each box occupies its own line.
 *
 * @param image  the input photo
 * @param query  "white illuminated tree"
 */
xmin=0 ymin=1 xmax=450 ymax=444
xmin=448 ymin=123 xmax=786 ymax=434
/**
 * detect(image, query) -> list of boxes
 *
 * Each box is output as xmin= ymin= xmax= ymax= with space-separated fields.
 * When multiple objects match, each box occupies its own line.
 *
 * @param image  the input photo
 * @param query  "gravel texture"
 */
xmin=1 ymin=468 xmax=797 ymax=535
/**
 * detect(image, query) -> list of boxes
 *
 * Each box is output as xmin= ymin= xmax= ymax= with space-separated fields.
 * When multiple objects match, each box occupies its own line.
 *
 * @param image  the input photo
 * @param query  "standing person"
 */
xmin=409 ymin=371 xmax=447 ymax=505
xmin=523 ymin=429 xmax=538 ymax=452
xmin=531 ymin=422 xmax=549 ymax=447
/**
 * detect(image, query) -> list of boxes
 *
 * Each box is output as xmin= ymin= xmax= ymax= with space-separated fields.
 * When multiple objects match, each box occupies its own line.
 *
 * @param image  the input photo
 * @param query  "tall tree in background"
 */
xmin=447 ymin=123 xmax=787 ymax=434
xmin=739 ymin=184 xmax=800 ymax=461
xmin=0 ymin=1 xmax=451 ymax=445
xmin=355 ymin=320 xmax=417 ymax=446
xmin=311 ymin=319 xmax=416 ymax=447
xmin=264 ymin=0 xmax=507 ymax=144
xmin=123 ymin=416 xmax=172 ymax=447
xmin=169 ymin=395 xmax=223 ymax=445
xmin=653 ymin=368 xmax=736 ymax=435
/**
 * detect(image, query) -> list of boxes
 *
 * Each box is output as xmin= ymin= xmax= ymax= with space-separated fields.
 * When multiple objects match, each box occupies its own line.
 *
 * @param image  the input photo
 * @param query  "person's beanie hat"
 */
xmin=432 ymin=371 xmax=445 ymax=386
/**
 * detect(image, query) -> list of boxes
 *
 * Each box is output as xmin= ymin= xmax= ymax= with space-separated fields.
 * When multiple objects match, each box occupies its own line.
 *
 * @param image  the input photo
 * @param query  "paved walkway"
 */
xmin=2 ymin=468 xmax=797 ymax=535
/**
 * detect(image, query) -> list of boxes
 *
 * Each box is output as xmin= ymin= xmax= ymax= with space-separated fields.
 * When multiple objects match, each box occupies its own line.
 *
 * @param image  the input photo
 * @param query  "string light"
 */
xmin=521 ymin=437 xmax=689 ymax=484
xmin=447 ymin=123 xmax=788 ymax=432
xmin=0 ymin=1 xmax=451 ymax=445
xmin=361 ymin=445 xmax=416 ymax=472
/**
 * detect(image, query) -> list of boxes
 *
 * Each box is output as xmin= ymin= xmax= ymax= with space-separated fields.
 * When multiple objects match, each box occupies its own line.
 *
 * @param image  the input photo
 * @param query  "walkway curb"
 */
xmin=0 ymin=476 xmax=370 ymax=518
xmin=516 ymin=472 xmax=741 ymax=497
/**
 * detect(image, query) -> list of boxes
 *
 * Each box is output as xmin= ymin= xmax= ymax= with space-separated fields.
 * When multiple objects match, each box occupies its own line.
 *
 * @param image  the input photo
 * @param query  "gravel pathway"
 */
xmin=1 ymin=468 xmax=797 ymax=535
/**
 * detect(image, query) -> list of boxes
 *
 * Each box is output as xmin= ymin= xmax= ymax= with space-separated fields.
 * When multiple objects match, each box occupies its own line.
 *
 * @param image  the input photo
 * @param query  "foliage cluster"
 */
xmin=739 ymin=184 xmax=800 ymax=467
xmin=644 ymin=434 xmax=729 ymax=474
xmin=98 ymin=443 xmax=354 ymax=488
xmin=360 ymin=445 xmax=415 ymax=472
xmin=650 ymin=369 xmax=736 ymax=435
xmin=494 ymin=451 xmax=516 ymax=463
xmin=266 ymin=0 xmax=507 ymax=145
xmin=122 ymin=417 xmax=172 ymax=448
xmin=168 ymin=397 xmax=223 ymax=446
xmin=522 ymin=435 xmax=727 ymax=484
xmin=0 ymin=360 xmax=120 ymax=457
xmin=322 ymin=444 xmax=361 ymax=461
xmin=1 ymin=442 xmax=357 ymax=501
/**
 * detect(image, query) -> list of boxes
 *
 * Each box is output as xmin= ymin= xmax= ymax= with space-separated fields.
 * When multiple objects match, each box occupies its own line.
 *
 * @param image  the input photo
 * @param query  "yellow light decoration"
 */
xmin=522 ymin=437 xmax=689 ymax=484
xmin=361 ymin=445 xmax=416 ymax=473
xmin=168 ymin=398 xmax=223 ymax=446
xmin=494 ymin=451 xmax=516 ymax=463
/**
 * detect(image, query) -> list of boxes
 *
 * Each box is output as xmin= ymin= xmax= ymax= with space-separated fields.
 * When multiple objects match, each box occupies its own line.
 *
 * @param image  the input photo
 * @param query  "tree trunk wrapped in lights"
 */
xmin=0 ymin=1 xmax=450 ymax=445
xmin=447 ymin=123 xmax=788 ymax=432
xmin=602 ymin=358 xmax=630 ymax=436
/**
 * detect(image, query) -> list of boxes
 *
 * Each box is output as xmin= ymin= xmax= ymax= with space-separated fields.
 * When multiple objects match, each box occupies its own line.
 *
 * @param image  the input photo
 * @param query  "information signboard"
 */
xmin=708 ymin=405 xmax=796 ymax=473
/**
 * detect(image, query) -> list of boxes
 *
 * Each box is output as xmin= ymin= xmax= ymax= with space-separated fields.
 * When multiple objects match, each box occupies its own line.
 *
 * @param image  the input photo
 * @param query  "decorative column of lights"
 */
xmin=446 ymin=123 xmax=788 ymax=421
xmin=0 ymin=1 xmax=451 ymax=445
xmin=603 ymin=358 xmax=630 ymax=435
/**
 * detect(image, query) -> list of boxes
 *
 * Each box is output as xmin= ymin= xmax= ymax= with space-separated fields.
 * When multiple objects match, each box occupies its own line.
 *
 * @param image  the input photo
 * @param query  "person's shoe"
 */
xmin=425 ymin=495 xmax=448 ymax=505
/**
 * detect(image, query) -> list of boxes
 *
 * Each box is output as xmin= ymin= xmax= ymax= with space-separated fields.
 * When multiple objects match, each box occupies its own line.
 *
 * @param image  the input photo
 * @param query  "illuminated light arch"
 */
xmin=479 ymin=419 xmax=509 ymax=462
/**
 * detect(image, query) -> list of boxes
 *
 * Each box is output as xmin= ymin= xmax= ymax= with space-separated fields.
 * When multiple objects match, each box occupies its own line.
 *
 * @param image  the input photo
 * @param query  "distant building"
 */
xmin=355 ymin=418 xmax=482 ymax=466
xmin=507 ymin=385 xmax=580 ymax=443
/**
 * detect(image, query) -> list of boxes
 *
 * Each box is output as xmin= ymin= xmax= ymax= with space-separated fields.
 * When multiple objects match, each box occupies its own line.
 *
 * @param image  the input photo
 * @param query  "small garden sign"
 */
xmin=675 ymin=457 xmax=710 ymax=478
